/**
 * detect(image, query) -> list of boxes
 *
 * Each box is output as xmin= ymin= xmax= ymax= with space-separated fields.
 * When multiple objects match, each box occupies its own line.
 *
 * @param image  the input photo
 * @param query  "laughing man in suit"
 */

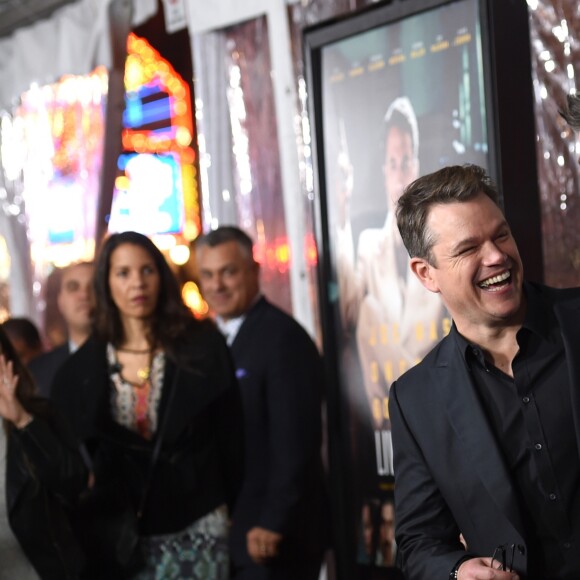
xmin=196 ymin=226 xmax=329 ymax=580
xmin=389 ymin=164 xmax=580 ymax=579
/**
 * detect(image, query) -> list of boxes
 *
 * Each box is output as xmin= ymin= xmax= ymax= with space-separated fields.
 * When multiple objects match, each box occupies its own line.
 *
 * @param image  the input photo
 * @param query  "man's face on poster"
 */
xmin=383 ymin=125 xmax=418 ymax=215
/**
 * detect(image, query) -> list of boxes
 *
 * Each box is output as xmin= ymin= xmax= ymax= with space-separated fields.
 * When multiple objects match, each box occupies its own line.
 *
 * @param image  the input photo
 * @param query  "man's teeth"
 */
xmin=479 ymin=271 xmax=510 ymax=288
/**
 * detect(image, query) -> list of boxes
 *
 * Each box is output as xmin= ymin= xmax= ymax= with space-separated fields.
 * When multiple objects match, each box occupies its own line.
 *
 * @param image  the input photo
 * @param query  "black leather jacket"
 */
xmin=6 ymin=400 xmax=87 ymax=580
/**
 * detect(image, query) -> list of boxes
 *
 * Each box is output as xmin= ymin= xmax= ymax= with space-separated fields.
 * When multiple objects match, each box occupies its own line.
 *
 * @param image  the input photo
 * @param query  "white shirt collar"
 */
xmin=215 ymin=315 xmax=246 ymax=346
xmin=215 ymin=293 xmax=262 ymax=346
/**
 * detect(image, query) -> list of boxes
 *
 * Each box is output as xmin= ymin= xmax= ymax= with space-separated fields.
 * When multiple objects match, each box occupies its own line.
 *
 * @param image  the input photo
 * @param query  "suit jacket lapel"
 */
xmin=435 ymin=338 xmax=525 ymax=537
xmin=230 ymin=297 xmax=266 ymax=357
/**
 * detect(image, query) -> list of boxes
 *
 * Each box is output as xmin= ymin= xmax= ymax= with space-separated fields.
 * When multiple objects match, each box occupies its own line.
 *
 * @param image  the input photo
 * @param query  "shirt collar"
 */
xmin=451 ymin=281 xmax=558 ymax=364
xmin=216 ymin=315 xmax=246 ymax=346
xmin=215 ymin=293 xmax=263 ymax=346
xmin=450 ymin=323 xmax=473 ymax=364
xmin=520 ymin=281 xmax=557 ymax=342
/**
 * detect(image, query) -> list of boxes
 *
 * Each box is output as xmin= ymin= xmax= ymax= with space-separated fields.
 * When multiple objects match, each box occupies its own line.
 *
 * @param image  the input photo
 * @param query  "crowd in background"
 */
xmin=0 ymin=93 xmax=579 ymax=580
xmin=0 ymin=227 xmax=329 ymax=580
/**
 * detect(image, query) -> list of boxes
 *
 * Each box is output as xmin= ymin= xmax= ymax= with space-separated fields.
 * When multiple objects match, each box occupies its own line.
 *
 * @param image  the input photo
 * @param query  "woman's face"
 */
xmin=108 ymin=243 xmax=161 ymax=321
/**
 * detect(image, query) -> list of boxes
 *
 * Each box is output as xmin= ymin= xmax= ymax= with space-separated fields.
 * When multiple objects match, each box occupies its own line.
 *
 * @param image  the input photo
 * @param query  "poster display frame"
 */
xmin=303 ymin=1 xmax=541 ymax=578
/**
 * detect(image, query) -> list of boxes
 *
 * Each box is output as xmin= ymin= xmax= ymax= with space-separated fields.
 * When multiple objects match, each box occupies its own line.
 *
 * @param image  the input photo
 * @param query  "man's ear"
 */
xmin=410 ymin=257 xmax=440 ymax=293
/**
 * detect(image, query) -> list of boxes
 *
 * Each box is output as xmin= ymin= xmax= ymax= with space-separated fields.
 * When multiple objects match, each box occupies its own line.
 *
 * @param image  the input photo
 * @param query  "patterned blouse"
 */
xmin=107 ymin=344 xmax=164 ymax=439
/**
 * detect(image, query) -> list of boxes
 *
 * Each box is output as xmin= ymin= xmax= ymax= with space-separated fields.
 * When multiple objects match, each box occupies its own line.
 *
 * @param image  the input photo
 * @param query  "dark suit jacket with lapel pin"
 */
xmin=227 ymin=296 xmax=330 ymax=576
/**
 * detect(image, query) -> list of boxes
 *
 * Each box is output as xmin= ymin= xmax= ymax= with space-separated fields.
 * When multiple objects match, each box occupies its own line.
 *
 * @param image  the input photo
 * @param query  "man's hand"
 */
xmin=247 ymin=526 xmax=283 ymax=564
xmin=458 ymin=557 xmax=520 ymax=579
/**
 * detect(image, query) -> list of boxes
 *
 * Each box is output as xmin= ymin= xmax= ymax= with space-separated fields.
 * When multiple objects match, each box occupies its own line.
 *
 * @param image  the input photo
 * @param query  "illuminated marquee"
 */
xmin=109 ymin=33 xmax=200 ymax=241
xmin=6 ymin=66 xmax=108 ymax=269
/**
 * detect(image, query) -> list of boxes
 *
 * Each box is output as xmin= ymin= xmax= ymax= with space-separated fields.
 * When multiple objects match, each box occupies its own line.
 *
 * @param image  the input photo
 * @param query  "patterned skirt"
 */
xmin=132 ymin=505 xmax=229 ymax=580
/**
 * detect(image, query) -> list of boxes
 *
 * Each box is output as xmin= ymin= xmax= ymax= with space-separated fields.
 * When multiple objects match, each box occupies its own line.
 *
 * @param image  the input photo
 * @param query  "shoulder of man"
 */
xmin=395 ymin=332 xmax=453 ymax=388
xmin=28 ymin=344 xmax=71 ymax=398
xmin=50 ymin=336 xmax=106 ymax=431
xmin=53 ymin=335 xmax=104 ymax=383
xmin=29 ymin=343 xmax=69 ymax=369
xmin=528 ymin=280 xmax=580 ymax=304
xmin=250 ymin=297 xmax=318 ymax=344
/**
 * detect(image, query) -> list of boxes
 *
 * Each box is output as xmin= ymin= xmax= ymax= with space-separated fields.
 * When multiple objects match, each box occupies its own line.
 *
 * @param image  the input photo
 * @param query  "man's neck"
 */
xmin=216 ymin=314 xmax=246 ymax=346
xmin=454 ymin=290 xmax=527 ymax=378
xmin=461 ymin=323 xmax=521 ymax=378
xmin=68 ymin=328 xmax=90 ymax=351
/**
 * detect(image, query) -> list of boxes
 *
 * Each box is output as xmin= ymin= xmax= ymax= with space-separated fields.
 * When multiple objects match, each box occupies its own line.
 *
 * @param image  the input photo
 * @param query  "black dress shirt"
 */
xmin=453 ymin=284 xmax=580 ymax=579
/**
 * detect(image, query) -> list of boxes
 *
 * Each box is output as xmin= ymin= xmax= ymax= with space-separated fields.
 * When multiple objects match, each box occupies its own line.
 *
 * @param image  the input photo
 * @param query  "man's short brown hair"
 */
xmin=396 ymin=164 xmax=501 ymax=264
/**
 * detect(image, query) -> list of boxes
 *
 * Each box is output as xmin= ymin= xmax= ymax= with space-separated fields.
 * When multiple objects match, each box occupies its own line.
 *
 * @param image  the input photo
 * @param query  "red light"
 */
xmin=304 ymin=233 xmax=318 ymax=267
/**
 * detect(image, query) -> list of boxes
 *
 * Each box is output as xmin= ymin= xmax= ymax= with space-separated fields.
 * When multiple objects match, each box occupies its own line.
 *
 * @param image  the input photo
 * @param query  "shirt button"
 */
xmin=549 ymin=493 xmax=557 ymax=500
xmin=535 ymin=443 xmax=542 ymax=450
xmin=522 ymin=396 xmax=530 ymax=404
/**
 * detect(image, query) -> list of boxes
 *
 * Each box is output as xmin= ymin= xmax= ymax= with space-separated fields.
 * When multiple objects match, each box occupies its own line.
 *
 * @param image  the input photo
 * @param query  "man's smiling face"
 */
xmin=411 ymin=192 xmax=525 ymax=338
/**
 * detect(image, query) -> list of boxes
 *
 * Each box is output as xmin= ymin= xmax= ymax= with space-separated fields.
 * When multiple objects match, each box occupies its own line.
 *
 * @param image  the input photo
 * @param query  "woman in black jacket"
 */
xmin=52 ymin=231 xmax=244 ymax=580
xmin=0 ymin=324 xmax=87 ymax=580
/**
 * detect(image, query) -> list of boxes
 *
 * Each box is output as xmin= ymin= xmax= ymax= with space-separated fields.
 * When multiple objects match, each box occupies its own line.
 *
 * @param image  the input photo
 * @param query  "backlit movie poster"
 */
xmin=320 ymin=0 xmax=489 ymax=574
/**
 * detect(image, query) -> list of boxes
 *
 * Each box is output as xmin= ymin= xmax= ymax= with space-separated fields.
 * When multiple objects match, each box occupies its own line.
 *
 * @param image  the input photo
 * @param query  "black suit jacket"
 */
xmin=29 ymin=343 xmax=71 ymax=398
xmin=228 ymin=297 xmax=329 ymax=568
xmin=389 ymin=283 xmax=580 ymax=579
xmin=51 ymin=322 xmax=244 ymax=536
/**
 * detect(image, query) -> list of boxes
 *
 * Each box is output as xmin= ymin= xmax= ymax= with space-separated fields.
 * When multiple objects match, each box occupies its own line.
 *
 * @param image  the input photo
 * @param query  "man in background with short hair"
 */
xmin=29 ymin=261 xmax=94 ymax=397
xmin=196 ymin=226 xmax=329 ymax=580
